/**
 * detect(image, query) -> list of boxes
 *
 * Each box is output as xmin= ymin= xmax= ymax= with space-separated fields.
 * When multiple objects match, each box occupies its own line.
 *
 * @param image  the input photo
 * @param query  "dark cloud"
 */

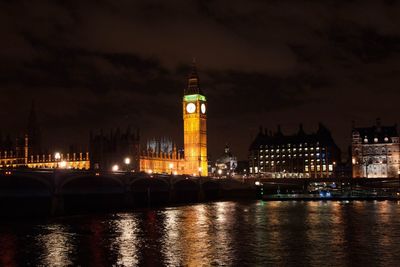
xmin=1 ymin=0 xmax=400 ymax=160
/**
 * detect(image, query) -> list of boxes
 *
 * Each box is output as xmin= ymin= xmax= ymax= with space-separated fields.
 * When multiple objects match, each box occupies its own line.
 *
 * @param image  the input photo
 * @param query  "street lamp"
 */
xmin=59 ymin=161 xmax=67 ymax=169
xmin=198 ymin=167 xmax=202 ymax=177
xmin=54 ymin=152 xmax=61 ymax=168
xmin=124 ymin=157 xmax=131 ymax=172
xmin=217 ymin=169 xmax=222 ymax=178
xmin=112 ymin=164 xmax=119 ymax=172
xmin=168 ymin=163 xmax=174 ymax=175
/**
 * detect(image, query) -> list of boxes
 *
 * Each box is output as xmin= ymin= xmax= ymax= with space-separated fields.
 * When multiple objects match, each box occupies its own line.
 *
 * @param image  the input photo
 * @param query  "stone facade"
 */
xmin=352 ymin=119 xmax=400 ymax=178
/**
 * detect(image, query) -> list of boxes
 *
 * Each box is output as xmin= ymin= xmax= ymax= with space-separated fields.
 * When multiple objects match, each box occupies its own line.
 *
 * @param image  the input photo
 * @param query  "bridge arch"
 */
xmin=130 ymin=177 xmax=169 ymax=191
xmin=0 ymin=174 xmax=52 ymax=216
xmin=0 ymin=173 xmax=52 ymax=196
xmin=60 ymin=174 xmax=125 ymax=194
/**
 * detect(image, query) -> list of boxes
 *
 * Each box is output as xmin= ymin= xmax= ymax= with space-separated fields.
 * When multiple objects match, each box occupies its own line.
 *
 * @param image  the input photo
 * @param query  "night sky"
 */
xmin=1 ymin=0 xmax=400 ymax=161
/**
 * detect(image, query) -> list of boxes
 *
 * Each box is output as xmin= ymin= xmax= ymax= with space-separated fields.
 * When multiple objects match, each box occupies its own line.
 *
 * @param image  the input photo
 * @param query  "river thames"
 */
xmin=0 ymin=200 xmax=399 ymax=266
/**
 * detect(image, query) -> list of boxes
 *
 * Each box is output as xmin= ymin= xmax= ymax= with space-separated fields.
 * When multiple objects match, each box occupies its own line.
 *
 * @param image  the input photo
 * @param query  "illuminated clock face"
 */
xmin=201 ymin=103 xmax=206 ymax=114
xmin=186 ymin=103 xmax=196 ymax=113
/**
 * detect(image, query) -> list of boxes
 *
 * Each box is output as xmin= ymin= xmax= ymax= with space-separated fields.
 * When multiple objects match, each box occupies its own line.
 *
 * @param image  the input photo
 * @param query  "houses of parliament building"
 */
xmin=90 ymin=62 xmax=209 ymax=176
xmin=0 ymin=62 xmax=209 ymax=177
xmin=0 ymin=103 xmax=90 ymax=170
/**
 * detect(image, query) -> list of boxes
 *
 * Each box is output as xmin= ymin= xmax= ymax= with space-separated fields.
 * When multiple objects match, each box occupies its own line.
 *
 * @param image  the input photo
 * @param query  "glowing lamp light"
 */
xmin=173 ymin=171 xmax=178 ymax=176
xmin=112 ymin=164 xmax=119 ymax=172
xmin=124 ymin=157 xmax=131 ymax=165
xmin=169 ymin=163 xmax=174 ymax=169
xmin=218 ymin=169 xmax=222 ymax=175
xmin=54 ymin=152 xmax=61 ymax=160
xmin=148 ymin=169 xmax=153 ymax=174
xmin=59 ymin=161 xmax=67 ymax=168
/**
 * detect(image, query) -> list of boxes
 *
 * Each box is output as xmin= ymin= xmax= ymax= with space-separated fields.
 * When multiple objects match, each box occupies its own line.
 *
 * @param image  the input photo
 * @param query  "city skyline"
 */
xmin=1 ymin=1 xmax=400 ymax=161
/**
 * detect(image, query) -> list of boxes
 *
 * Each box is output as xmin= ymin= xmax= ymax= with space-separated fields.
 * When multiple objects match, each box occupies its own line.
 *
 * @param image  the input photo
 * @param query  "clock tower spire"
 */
xmin=183 ymin=60 xmax=208 ymax=176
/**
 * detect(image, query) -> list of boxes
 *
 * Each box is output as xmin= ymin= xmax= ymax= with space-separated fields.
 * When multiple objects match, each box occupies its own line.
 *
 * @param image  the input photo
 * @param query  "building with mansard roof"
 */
xmin=351 ymin=119 xmax=400 ymax=178
xmin=248 ymin=123 xmax=341 ymax=178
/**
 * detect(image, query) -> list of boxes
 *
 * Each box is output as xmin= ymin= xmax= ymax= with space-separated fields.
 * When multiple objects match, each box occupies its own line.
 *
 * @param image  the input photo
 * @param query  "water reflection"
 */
xmin=36 ymin=224 xmax=74 ymax=267
xmin=110 ymin=214 xmax=140 ymax=266
xmin=162 ymin=208 xmax=182 ymax=266
xmin=1 ymin=201 xmax=400 ymax=266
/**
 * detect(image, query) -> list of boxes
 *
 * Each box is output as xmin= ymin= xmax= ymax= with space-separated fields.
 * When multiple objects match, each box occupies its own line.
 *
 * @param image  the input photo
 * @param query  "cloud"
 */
xmin=0 ymin=0 xmax=400 ymax=159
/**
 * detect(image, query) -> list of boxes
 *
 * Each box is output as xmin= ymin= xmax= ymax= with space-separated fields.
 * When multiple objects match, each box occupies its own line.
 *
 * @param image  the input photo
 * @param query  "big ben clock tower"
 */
xmin=183 ymin=61 xmax=208 ymax=176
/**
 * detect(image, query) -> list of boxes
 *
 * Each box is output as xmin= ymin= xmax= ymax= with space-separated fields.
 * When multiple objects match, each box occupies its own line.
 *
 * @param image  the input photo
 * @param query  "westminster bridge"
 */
xmin=0 ymin=169 xmax=254 ymax=216
xmin=1 ymin=170 xmax=399 ymax=216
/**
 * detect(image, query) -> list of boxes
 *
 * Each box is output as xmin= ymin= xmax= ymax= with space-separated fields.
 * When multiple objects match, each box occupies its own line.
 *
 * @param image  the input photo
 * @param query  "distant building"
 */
xmin=214 ymin=145 xmax=238 ymax=176
xmin=351 ymin=119 xmax=400 ymax=178
xmin=248 ymin=123 xmax=341 ymax=178
xmin=0 ymin=103 xmax=89 ymax=170
xmin=89 ymin=127 xmax=140 ymax=171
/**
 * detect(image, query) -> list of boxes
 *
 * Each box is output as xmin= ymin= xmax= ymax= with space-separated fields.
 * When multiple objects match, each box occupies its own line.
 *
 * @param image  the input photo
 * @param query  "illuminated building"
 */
xmin=139 ymin=61 xmax=208 ymax=176
xmin=214 ymin=145 xmax=238 ymax=176
xmin=1 ymin=62 xmax=209 ymax=175
xmin=140 ymin=140 xmax=185 ymax=174
xmin=92 ymin=61 xmax=209 ymax=176
xmin=248 ymin=123 xmax=341 ymax=178
xmin=351 ymin=119 xmax=400 ymax=178
xmin=181 ymin=62 xmax=208 ymax=176
xmin=0 ymin=103 xmax=90 ymax=170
